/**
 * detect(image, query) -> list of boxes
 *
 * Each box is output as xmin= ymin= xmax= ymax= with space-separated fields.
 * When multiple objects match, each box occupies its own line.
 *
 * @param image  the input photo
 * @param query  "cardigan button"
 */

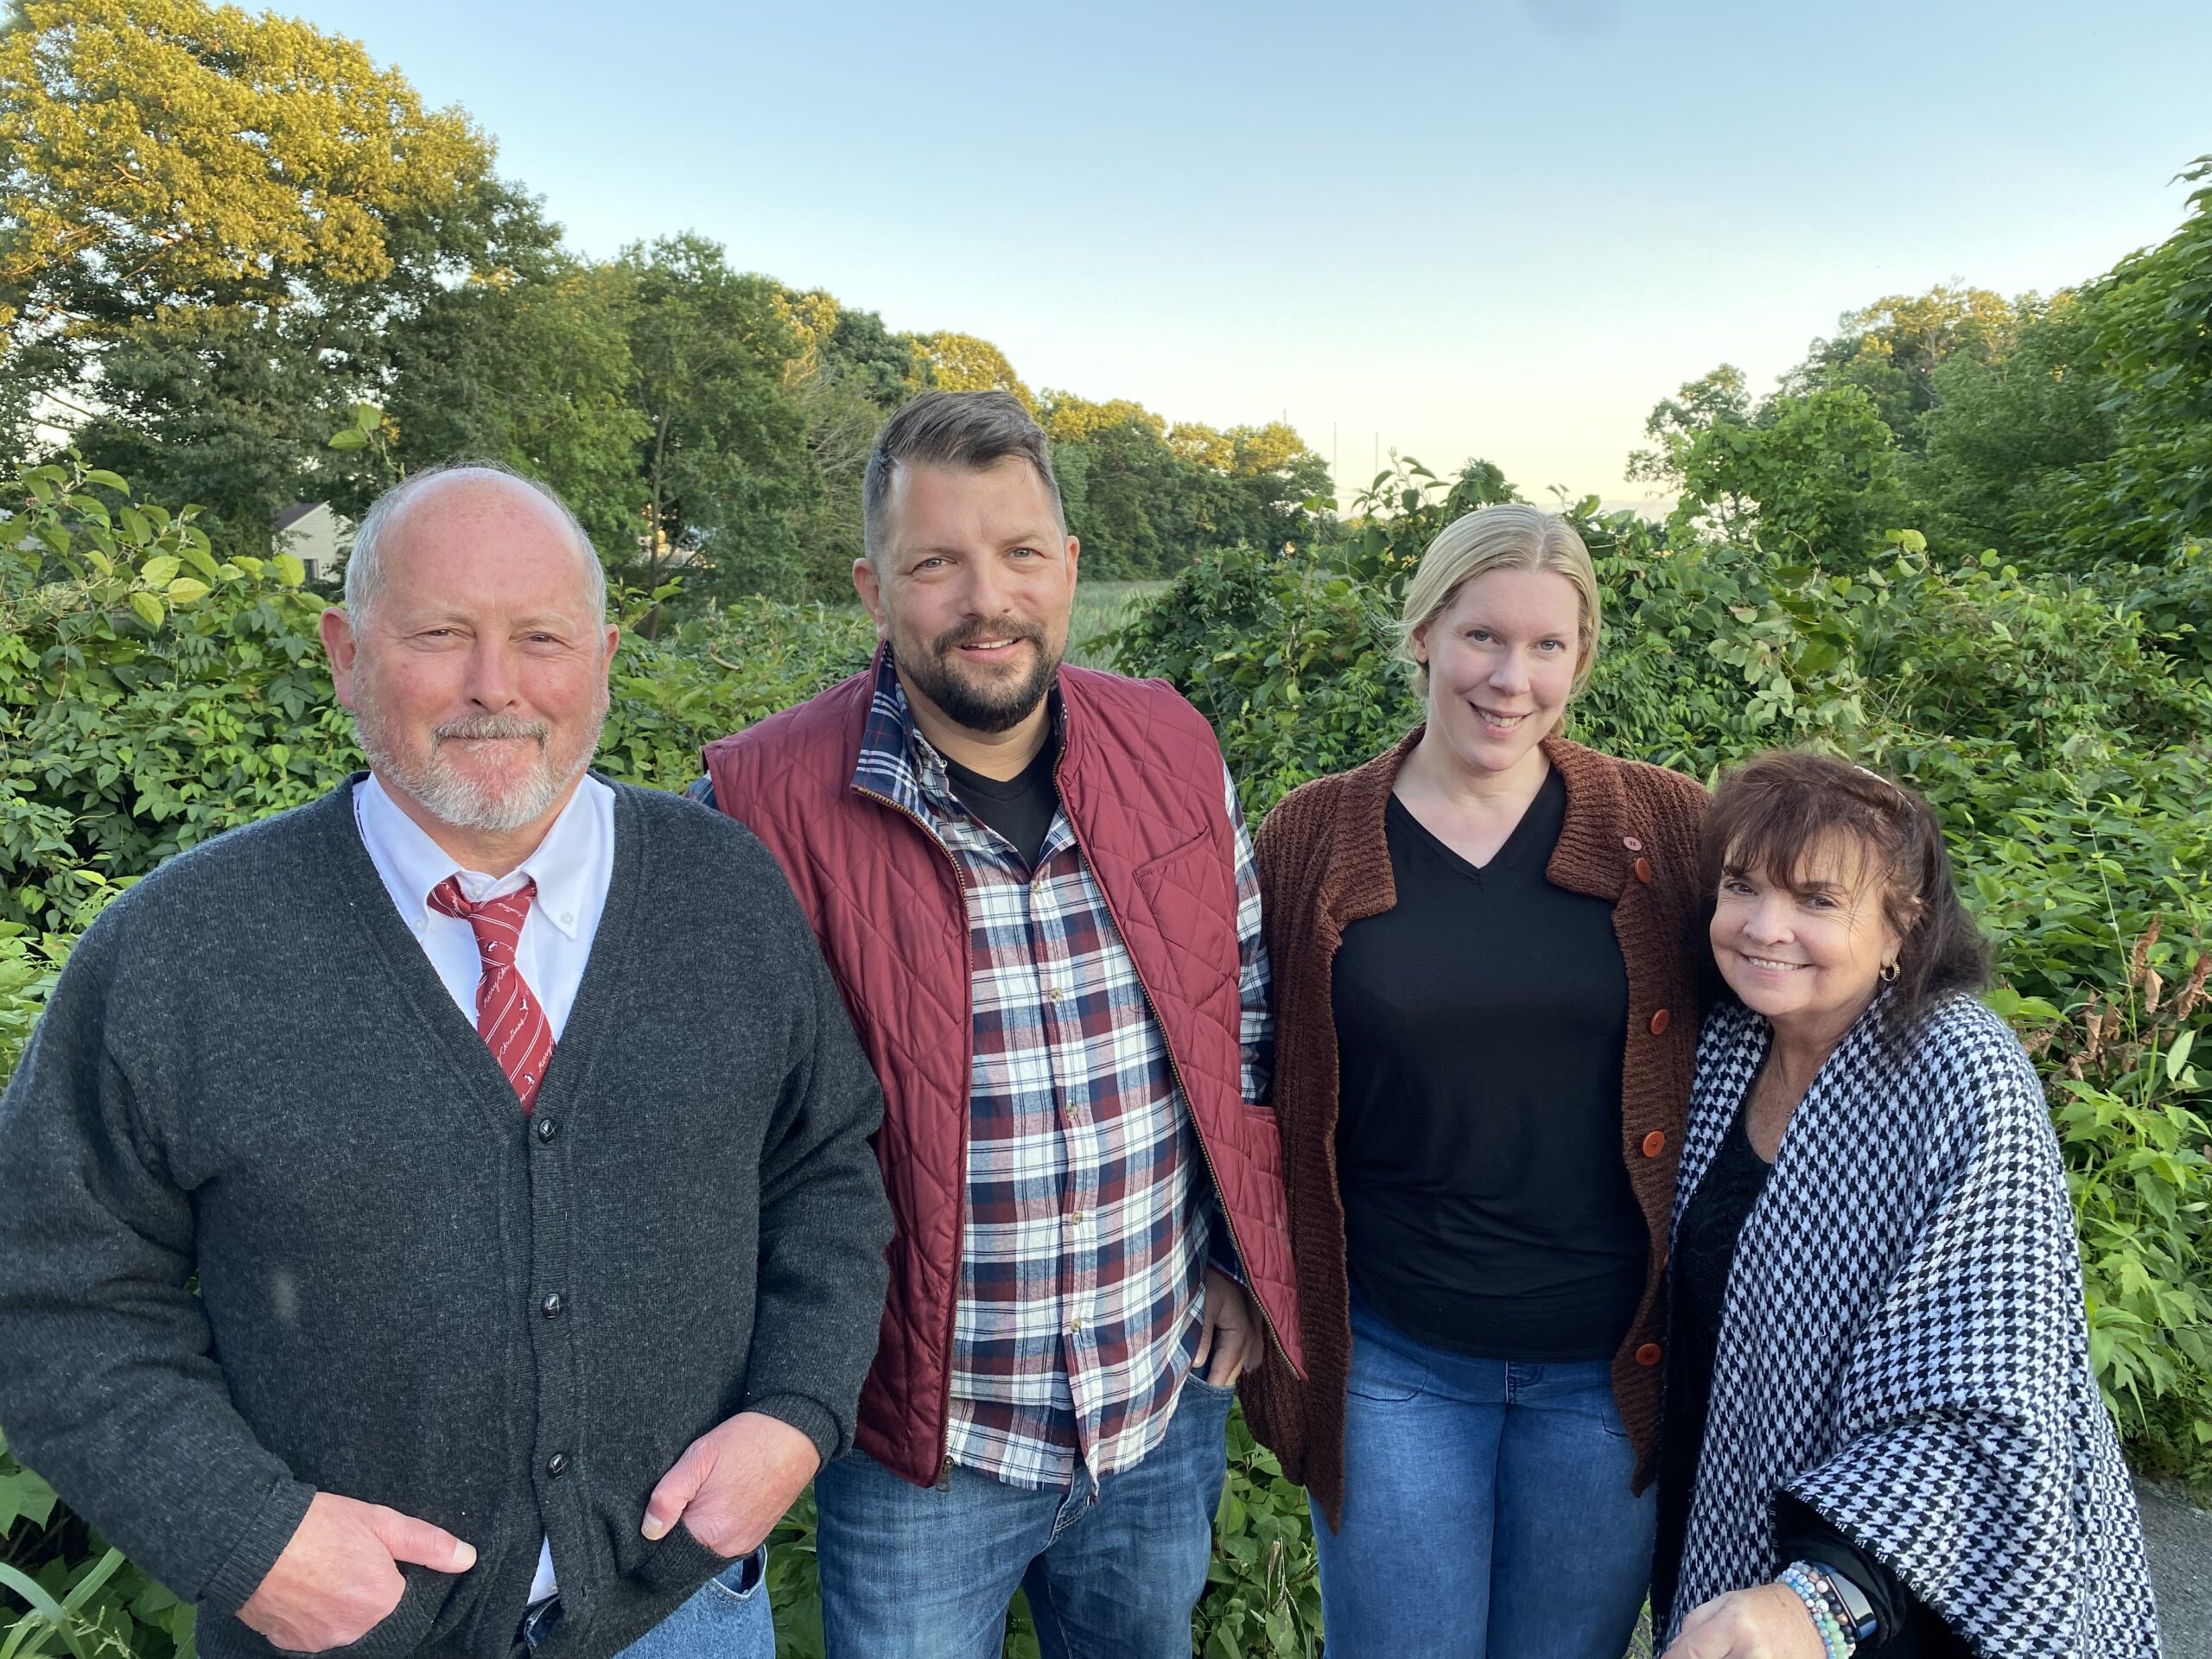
xmin=1623 ymin=836 xmax=1643 ymax=851
xmin=1641 ymin=1130 xmax=1666 ymax=1157
xmin=535 ymin=1116 xmax=558 ymax=1143
xmin=1635 ymin=1343 xmax=1663 ymax=1367
xmin=1633 ymin=856 xmax=1654 ymax=884
xmin=1649 ymin=1008 xmax=1672 ymax=1036
xmin=545 ymin=1452 xmax=569 ymax=1478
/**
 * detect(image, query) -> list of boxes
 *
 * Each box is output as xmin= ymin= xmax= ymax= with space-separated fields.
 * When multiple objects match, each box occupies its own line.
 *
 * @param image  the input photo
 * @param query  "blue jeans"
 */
xmin=813 ymin=1374 xmax=1237 ymax=1659
xmin=519 ymin=1544 xmax=772 ymax=1658
xmin=1314 ymin=1300 xmax=1656 ymax=1659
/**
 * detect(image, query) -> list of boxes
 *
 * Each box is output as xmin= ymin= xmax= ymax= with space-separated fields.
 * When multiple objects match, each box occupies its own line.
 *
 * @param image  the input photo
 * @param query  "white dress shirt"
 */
xmin=353 ymin=769 xmax=615 ymax=1605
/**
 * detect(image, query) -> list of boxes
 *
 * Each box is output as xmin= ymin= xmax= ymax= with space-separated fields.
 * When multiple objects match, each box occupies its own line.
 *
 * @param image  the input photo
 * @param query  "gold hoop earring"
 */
xmin=1879 ymin=961 xmax=1900 ymax=982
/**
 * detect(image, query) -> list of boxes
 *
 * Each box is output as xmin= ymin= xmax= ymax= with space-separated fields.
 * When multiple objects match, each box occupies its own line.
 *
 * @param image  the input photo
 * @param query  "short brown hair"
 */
xmin=1700 ymin=750 xmax=1989 ymax=1033
xmin=861 ymin=390 xmax=1065 ymax=563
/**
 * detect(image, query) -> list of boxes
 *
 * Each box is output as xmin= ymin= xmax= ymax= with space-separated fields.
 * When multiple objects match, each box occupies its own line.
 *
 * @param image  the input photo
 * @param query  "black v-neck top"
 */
xmin=1329 ymin=768 xmax=1645 ymax=1361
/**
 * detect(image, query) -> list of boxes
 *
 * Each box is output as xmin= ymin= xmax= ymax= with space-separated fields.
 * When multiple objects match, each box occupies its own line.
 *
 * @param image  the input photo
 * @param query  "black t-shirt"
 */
xmin=941 ymin=734 xmax=1061 ymax=870
xmin=1330 ymin=769 xmax=1646 ymax=1362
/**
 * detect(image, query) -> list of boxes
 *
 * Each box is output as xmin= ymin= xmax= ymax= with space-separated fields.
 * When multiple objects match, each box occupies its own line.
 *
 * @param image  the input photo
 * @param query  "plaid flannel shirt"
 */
xmin=853 ymin=656 xmax=1272 ymax=1490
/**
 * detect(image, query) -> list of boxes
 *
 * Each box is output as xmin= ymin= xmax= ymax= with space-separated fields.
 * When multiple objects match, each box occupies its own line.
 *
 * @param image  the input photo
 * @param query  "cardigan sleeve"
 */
xmin=0 ymin=911 xmax=315 ymax=1615
xmin=739 ymin=890 xmax=896 ymax=1465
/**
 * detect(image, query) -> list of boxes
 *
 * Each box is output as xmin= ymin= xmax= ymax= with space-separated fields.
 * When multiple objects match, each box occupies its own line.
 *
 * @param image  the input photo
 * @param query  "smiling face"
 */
xmin=852 ymin=455 xmax=1078 ymax=737
xmin=321 ymin=474 xmax=618 ymax=849
xmin=1710 ymin=831 xmax=1908 ymax=1044
xmin=1408 ymin=566 xmax=1586 ymax=785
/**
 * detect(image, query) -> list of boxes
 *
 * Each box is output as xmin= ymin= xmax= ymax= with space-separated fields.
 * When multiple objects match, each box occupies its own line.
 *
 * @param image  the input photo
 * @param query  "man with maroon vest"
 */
xmin=696 ymin=391 xmax=1302 ymax=1656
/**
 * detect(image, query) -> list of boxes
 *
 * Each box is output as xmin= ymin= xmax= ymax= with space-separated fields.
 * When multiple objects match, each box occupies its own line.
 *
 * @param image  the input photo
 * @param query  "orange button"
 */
xmin=1633 ymin=856 xmax=1654 ymax=884
xmin=1648 ymin=1008 xmax=1672 ymax=1036
xmin=1641 ymin=1130 xmax=1666 ymax=1157
xmin=1635 ymin=1343 xmax=1663 ymax=1367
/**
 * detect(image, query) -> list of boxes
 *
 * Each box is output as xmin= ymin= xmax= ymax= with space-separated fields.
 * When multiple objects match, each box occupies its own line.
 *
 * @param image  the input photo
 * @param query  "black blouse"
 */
xmin=1654 ymin=1088 xmax=1967 ymax=1655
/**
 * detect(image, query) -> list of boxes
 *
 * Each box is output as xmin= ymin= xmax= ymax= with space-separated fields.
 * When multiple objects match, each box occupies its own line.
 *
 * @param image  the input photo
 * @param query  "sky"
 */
xmin=287 ymin=0 xmax=2212 ymax=510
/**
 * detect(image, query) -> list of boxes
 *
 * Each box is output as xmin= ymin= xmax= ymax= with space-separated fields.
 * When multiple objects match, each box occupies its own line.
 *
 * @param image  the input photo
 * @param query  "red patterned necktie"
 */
xmin=428 ymin=875 xmax=556 ymax=1114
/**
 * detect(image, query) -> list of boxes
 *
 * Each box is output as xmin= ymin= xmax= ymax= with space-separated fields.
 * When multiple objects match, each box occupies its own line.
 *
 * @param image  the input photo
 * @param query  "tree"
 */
xmin=1626 ymin=365 xmax=1754 ymax=488
xmin=912 ymin=331 xmax=1032 ymax=407
xmin=1785 ymin=285 xmax=2019 ymax=444
xmin=2057 ymin=156 xmax=2212 ymax=563
xmin=0 ymin=0 xmax=518 ymax=547
xmin=1907 ymin=297 xmax=2115 ymax=560
xmin=380 ymin=252 xmax=646 ymax=559
xmin=1668 ymin=387 xmax=1906 ymax=562
xmin=618 ymin=236 xmax=811 ymax=603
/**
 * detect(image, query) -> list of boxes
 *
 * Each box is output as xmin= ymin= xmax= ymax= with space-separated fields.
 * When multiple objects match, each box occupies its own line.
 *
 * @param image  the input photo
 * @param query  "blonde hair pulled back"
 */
xmin=1399 ymin=504 xmax=1602 ymax=699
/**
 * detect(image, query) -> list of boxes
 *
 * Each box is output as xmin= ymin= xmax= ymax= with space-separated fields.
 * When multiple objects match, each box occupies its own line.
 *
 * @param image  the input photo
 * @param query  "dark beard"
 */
xmin=898 ymin=618 xmax=1059 ymax=735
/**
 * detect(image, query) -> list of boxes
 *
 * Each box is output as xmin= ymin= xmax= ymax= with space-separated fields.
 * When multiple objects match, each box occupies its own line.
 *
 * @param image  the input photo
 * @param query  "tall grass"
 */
xmin=1067 ymin=580 xmax=1166 ymax=670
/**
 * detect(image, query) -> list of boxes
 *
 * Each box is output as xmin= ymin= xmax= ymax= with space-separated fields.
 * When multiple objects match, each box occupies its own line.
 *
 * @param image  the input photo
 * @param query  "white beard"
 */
xmin=353 ymin=697 xmax=601 ymax=836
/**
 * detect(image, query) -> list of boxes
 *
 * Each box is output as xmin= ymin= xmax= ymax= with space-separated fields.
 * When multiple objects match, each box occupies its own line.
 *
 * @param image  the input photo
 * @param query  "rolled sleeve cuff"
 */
xmin=197 ymin=1474 xmax=316 ymax=1616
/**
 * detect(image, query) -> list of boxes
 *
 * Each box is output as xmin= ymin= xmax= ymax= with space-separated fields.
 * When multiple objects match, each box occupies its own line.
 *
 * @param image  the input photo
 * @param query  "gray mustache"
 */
xmin=434 ymin=716 xmax=549 ymax=744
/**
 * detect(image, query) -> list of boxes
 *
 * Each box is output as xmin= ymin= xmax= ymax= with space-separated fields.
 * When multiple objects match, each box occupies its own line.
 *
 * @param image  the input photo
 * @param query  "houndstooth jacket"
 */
xmin=1664 ymin=990 xmax=2162 ymax=1656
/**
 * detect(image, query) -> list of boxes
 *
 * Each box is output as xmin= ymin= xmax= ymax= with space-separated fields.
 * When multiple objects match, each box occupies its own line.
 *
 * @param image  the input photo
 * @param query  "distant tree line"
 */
xmin=1629 ymin=159 xmax=2212 ymax=581
xmin=0 ymin=0 xmax=1332 ymax=602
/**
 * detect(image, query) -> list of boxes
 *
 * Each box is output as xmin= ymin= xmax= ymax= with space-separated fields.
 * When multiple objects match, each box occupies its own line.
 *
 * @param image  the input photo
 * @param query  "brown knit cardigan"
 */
xmin=1241 ymin=728 xmax=1709 ymax=1529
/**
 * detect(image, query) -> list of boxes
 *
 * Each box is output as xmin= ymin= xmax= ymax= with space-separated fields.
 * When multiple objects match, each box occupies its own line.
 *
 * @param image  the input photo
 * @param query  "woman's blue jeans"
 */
xmin=1313 ymin=1299 xmax=1656 ymax=1659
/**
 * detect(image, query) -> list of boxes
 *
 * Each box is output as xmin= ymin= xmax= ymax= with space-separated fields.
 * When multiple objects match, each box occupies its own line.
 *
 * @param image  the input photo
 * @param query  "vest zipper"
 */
xmin=852 ymin=782 xmax=973 ymax=1478
xmin=1053 ymin=771 xmax=1296 ymax=1378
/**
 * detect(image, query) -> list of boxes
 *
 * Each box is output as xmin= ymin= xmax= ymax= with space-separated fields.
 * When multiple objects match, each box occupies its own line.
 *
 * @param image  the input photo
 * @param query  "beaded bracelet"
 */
xmin=1777 ymin=1561 xmax=1858 ymax=1659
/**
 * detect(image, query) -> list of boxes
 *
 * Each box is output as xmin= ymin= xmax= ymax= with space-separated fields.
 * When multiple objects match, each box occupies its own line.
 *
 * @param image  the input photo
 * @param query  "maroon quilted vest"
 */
xmin=703 ymin=659 xmax=1305 ymax=1485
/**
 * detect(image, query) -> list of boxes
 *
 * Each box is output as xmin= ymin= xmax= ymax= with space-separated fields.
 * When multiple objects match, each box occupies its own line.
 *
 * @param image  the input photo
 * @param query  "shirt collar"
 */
xmin=852 ymin=650 xmax=1067 ymax=822
xmin=355 ymin=771 xmax=607 ymax=940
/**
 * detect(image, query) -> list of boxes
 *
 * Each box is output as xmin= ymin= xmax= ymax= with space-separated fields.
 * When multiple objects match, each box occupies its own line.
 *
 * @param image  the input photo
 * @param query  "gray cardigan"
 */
xmin=0 ymin=778 xmax=893 ymax=1659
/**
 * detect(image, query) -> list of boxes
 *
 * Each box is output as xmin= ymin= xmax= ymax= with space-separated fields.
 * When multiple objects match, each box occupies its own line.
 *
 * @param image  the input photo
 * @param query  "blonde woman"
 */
xmin=1243 ymin=505 xmax=1707 ymax=1657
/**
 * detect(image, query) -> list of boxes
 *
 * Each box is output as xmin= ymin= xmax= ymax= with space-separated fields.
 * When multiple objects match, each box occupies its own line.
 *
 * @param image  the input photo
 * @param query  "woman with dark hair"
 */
xmin=1656 ymin=751 xmax=2160 ymax=1659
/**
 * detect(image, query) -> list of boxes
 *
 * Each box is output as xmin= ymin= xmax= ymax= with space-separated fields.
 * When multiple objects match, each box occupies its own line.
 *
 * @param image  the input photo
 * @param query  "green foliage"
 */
xmin=598 ymin=599 xmax=876 ymax=791
xmin=1785 ymin=285 xmax=2022 ymax=444
xmin=2057 ymin=157 xmax=2212 ymax=565
xmin=0 ymin=452 xmax=341 ymax=929
xmin=1656 ymin=386 xmax=1909 ymax=566
xmin=1195 ymin=1410 xmax=1323 ymax=1659
xmin=3 ymin=1431 xmax=193 ymax=1659
xmin=2009 ymin=925 xmax=2212 ymax=1479
xmin=1906 ymin=297 xmax=2115 ymax=560
xmin=1104 ymin=456 xmax=1513 ymax=818
xmin=1039 ymin=396 xmax=1332 ymax=582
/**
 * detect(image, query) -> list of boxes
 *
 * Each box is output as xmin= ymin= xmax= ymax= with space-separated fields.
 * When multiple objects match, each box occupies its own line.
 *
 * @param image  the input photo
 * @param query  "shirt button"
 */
xmin=541 ymin=1292 xmax=564 ymax=1318
xmin=545 ymin=1452 xmax=569 ymax=1478
xmin=1068 ymin=1319 xmax=1084 ymax=1335
xmin=1641 ymin=1130 xmax=1667 ymax=1158
xmin=1649 ymin=1008 xmax=1672 ymax=1036
xmin=1066 ymin=1211 xmax=1087 ymax=1228
xmin=1635 ymin=1343 xmax=1663 ymax=1367
xmin=536 ymin=1116 xmax=558 ymax=1143
xmin=1046 ymin=984 xmax=1065 ymax=1003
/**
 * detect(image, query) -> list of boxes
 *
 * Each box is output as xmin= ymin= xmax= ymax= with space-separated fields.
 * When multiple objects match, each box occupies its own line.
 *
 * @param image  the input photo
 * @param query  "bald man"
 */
xmin=0 ymin=462 xmax=892 ymax=1659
